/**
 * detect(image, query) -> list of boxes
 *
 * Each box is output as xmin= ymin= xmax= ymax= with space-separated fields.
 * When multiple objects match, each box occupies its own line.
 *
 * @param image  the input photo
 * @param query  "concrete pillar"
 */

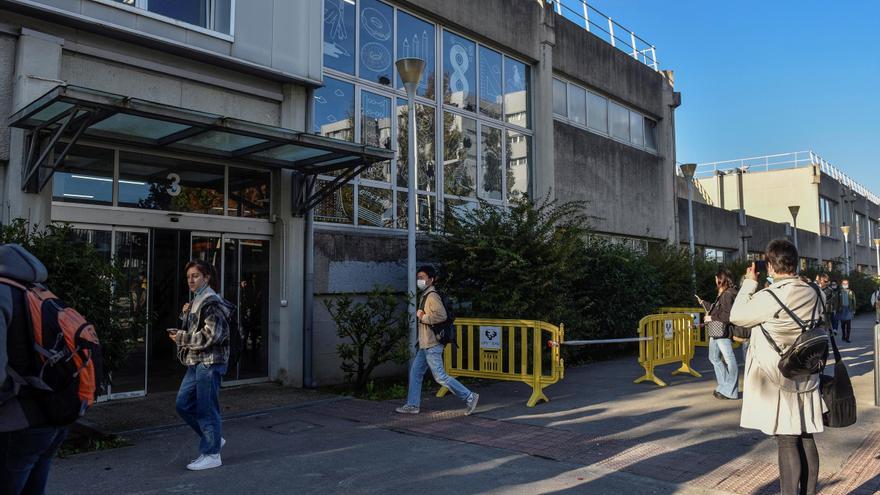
xmin=3 ymin=28 xmax=64 ymax=227
xmin=533 ymin=6 xmax=555 ymax=201
xmin=661 ymin=79 xmax=680 ymax=244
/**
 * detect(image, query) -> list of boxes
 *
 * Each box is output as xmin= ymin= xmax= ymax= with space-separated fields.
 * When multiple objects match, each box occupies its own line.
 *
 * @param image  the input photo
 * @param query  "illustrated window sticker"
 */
xmin=443 ymin=31 xmax=476 ymax=111
xmin=323 ymin=0 xmax=356 ymax=75
xmin=359 ymin=0 xmax=393 ymax=86
xmin=396 ymin=10 xmax=436 ymax=98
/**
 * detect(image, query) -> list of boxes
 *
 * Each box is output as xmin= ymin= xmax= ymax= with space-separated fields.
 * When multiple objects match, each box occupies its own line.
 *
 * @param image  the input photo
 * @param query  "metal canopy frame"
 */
xmin=8 ymin=85 xmax=394 ymax=214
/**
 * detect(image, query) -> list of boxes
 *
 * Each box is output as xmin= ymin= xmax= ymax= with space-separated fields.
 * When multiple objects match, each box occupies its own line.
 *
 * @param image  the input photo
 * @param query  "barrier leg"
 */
xmin=436 ymin=386 xmax=449 ymax=398
xmin=527 ymin=386 xmax=548 ymax=407
xmin=671 ymin=361 xmax=702 ymax=378
xmin=634 ymin=362 xmax=667 ymax=387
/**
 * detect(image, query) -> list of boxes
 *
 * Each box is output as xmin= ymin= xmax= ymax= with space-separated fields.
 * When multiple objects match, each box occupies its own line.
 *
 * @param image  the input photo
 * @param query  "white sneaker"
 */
xmin=187 ymin=454 xmax=221 ymax=471
xmin=395 ymin=404 xmax=420 ymax=414
xmin=465 ymin=393 xmax=480 ymax=415
xmin=190 ymin=438 xmax=225 ymax=463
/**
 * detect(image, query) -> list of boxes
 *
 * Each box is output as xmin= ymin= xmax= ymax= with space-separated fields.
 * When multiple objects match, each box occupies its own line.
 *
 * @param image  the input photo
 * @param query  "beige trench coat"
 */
xmin=729 ymin=276 xmax=826 ymax=436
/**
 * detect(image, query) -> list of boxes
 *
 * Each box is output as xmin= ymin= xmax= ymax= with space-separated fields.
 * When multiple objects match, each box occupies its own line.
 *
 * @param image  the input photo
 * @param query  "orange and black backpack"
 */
xmin=0 ymin=277 xmax=104 ymax=425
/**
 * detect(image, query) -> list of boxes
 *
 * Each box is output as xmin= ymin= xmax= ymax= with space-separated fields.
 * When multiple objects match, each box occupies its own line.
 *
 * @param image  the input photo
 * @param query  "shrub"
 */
xmin=324 ymin=286 xmax=410 ymax=390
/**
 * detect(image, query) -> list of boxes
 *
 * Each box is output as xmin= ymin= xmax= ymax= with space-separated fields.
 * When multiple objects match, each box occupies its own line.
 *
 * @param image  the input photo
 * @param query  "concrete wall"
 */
xmin=0 ymin=31 xmax=14 ymax=163
xmin=1 ymin=0 xmax=323 ymax=83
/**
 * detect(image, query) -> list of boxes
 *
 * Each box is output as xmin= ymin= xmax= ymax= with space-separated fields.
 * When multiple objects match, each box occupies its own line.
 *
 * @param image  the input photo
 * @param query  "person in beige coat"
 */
xmin=730 ymin=239 xmax=824 ymax=495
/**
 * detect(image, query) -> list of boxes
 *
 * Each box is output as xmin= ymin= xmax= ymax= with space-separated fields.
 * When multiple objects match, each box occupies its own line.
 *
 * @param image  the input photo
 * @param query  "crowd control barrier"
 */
xmin=657 ymin=307 xmax=706 ymax=346
xmin=437 ymin=318 xmax=564 ymax=407
xmin=634 ymin=313 xmax=701 ymax=387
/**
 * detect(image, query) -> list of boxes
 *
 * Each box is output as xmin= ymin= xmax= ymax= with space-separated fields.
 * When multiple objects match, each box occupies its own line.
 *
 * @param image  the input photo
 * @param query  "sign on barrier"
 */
xmin=634 ymin=313 xmax=701 ymax=387
xmin=438 ymin=319 xmax=564 ymax=407
xmin=657 ymin=307 xmax=741 ymax=349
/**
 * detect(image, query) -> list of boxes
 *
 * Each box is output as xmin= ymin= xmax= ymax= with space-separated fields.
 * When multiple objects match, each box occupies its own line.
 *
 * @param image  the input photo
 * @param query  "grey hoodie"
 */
xmin=0 ymin=244 xmax=48 ymax=432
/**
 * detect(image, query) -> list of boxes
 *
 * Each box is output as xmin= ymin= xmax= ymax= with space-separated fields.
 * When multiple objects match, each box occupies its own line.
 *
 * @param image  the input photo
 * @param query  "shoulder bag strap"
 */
xmin=760 ymin=324 xmax=784 ymax=356
xmin=764 ymin=289 xmax=808 ymax=331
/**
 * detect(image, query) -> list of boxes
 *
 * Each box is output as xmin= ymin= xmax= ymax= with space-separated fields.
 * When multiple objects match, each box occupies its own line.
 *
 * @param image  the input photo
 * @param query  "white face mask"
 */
xmin=417 ymin=280 xmax=428 ymax=290
xmin=842 ymin=284 xmax=849 ymax=290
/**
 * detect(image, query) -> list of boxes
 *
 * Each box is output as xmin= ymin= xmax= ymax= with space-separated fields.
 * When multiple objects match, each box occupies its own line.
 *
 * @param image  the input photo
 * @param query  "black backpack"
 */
xmin=760 ymin=283 xmax=829 ymax=380
xmin=419 ymin=290 xmax=457 ymax=346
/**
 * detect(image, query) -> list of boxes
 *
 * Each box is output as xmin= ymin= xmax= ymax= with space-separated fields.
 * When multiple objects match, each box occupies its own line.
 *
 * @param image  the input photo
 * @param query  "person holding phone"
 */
xmin=168 ymin=260 xmax=232 ymax=471
xmin=697 ymin=268 xmax=739 ymax=400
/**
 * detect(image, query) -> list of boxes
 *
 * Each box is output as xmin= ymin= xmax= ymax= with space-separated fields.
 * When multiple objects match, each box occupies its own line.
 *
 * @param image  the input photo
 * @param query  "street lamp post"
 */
xmin=841 ymin=225 xmax=851 ymax=275
xmin=680 ymin=163 xmax=698 ymax=291
xmin=874 ymin=238 xmax=880 ymax=277
xmin=788 ymin=205 xmax=800 ymax=250
xmin=396 ymin=57 xmax=425 ymax=355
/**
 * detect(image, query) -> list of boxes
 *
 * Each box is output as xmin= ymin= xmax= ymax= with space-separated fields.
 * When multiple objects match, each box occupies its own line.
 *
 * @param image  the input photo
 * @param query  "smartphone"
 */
xmin=754 ymin=260 xmax=768 ymax=275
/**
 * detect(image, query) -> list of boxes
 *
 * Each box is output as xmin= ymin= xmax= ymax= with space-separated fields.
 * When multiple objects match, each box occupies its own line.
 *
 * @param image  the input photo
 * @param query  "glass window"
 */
xmin=553 ymin=79 xmax=567 ymax=117
xmin=442 ymin=31 xmax=476 ymax=112
xmin=228 ymin=167 xmax=271 ymax=219
xmin=117 ymin=151 xmax=224 ymax=214
xmin=587 ymin=91 xmax=608 ymax=133
xmin=609 ymin=102 xmax=629 ymax=141
xmin=359 ymin=0 xmax=394 ymax=86
xmin=397 ymin=192 xmax=435 ymax=231
xmin=396 ymin=99 xmax=436 ymax=192
xmin=443 ymin=112 xmax=477 ymax=198
xmin=480 ymin=125 xmax=502 ymax=200
xmin=52 ymin=145 xmax=114 ymax=206
xmin=314 ymin=77 xmax=355 ymax=142
xmin=568 ymin=85 xmax=586 ymax=126
xmin=148 ymin=0 xmax=208 ymax=28
xmin=315 ymin=180 xmax=354 ymax=224
xmin=629 ymin=110 xmax=644 ymax=147
xmin=504 ymin=57 xmax=530 ymax=127
xmin=644 ymin=118 xmax=658 ymax=150
xmin=361 ymin=91 xmax=392 ymax=182
xmin=478 ymin=46 xmax=503 ymax=120
xmin=506 ymin=130 xmax=531 ymax=201
xmin=396 ymin=10 xmax=435 ymax=99
xmin=358 ymin=186 xmax=393 ymax=228
xmin=323 ymin=0 xmax=356 ymax=75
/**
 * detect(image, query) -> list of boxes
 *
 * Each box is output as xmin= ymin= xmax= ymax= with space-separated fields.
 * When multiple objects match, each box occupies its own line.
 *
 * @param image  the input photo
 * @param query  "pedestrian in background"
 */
xmin=870 ymin=287 xmax=879 ymax=324
xmin=828 ymin=280 xmax=840 ymax=334
xmin=730 ymin=239 xmax=824 ymax=495
xmin=836 ymin=279 xmax=856 ymax=343
xmin=697 ymin=268 xmax=739 ymax=400
xmin=816 ymin=274 xmax=835 ymax=332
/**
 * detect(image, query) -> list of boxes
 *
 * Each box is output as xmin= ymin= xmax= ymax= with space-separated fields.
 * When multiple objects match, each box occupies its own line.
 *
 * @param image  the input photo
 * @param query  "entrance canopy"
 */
xmin=8 ymin=85 xmax=394 ymax=214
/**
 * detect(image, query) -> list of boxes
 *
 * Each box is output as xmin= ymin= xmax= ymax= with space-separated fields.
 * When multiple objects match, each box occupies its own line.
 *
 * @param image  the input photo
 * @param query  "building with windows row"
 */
xmin=0 ymin=0 xmax=680 ymax=391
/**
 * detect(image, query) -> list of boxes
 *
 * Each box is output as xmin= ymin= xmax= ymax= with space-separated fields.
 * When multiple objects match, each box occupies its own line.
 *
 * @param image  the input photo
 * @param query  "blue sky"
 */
xmin=560 ymin=0 xmax=879 ymax=194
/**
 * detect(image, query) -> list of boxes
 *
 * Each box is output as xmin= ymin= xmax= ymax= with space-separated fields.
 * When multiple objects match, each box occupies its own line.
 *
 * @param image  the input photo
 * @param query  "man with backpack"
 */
xmin=395 ymin=266 xmax=479 ymax=416
xmin=1 ymin=244 xmax=97 ymax=495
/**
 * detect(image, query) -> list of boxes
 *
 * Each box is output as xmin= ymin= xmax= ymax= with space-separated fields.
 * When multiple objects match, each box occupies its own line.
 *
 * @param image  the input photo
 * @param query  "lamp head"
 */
xmin=396 ymin=58 xmax=425 ymax=97
xmin=840 ymin=225 xmax=850 ymax=240
xmin=788 ymin=205 xmax=800 ymax=219
xmin=679 ymin=163 xmax=697 ymax=179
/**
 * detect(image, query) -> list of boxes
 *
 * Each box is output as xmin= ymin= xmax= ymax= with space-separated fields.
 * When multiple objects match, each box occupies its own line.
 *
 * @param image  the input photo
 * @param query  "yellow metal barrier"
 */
xmin=437 ymin=318 xmax=564 ymax=407
xmin=634 ymin=313 xmax=701 ymax=387
xmin=657 ymin=307 xmax=741 ymax=349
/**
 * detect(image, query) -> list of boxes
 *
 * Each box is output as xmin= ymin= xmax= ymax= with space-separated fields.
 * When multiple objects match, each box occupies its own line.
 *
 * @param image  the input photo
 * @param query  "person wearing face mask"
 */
xmin=835 ymin=279 xmax=856 ymax=343
xmin=828 ymin=280 xmax=840 ymax=335
xmin=396 ymin=266 xmax=479 ymax=416
xmin=168 ymin=260 xmax=233 ymax=471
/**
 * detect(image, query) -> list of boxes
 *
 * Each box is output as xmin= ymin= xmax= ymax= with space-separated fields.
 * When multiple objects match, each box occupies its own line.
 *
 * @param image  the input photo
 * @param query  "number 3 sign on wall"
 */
xmin=166 ymin=173 xmax=182 ymax=196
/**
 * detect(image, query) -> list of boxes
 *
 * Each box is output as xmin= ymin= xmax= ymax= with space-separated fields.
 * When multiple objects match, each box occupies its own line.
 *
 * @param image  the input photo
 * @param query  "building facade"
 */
xmin=0 ymin=0 xmax=680 ymax=390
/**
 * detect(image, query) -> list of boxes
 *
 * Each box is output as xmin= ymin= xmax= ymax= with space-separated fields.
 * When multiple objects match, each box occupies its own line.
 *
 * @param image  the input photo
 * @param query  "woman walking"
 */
xmin=168 ymin=260 xmax=232 ymax=471
xmin=698 ymin=268 xmax=739 ymax=400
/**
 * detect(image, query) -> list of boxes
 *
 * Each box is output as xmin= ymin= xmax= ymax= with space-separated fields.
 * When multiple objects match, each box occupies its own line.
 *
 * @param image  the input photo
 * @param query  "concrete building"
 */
xmin=681 ymin=151 xmax=880 ymax=274
xmin=0 ymin=0 xmax=680 ymax=391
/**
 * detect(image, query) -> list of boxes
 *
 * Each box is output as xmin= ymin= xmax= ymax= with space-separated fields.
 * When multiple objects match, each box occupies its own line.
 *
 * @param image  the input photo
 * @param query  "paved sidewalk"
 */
xmin=48 ymin=315 xmax=879 ymax=494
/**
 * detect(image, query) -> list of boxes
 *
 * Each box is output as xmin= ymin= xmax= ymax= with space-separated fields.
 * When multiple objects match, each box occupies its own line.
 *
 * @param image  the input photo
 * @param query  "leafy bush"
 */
xmin=324 ymin=286 xmax=410 ymax=390
xmin=801 ymin=267 xmax=879 ymax=312
xmin=0 ymin=219 xmax=137 ymax=379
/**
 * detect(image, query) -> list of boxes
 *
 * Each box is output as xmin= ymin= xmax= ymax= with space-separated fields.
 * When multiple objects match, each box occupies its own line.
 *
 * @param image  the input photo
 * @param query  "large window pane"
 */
xmin=359 ymin=0 xmax=394 ymax=86
xmin=568 ymin=85 xmax=586 ymax=126
xmin=361 ymin=91 xmax=392 ymax=182
xmin=314 ymin=77 xmax=354 ymax=142
xmin=315 ymin=180 xmax=354 ymax=224
xmin=397 ymin=192 xmax=435 ymax=231
xmin=480 ymin=125 xmax=502 ymax=200
xmin=478 ymin=46 xmax=503 ymax=120
xmin=443 ymin=112 xmax=477 ymax=198
xmin=323 ymin=0 xmax=356 ymax=75
xmin=396 ymin=99 xmax=436 ymax=192
xmin=506 ymin=131 xmax=531 ymax=201
xmin=644 ymin=118 xmax=658 ymax=150
xmin=609 ymin=102 xmax=629 ymax=141
xmin=442 ymin=31 xmax=476 ymax=112
xmin=629 ymin=110 xmax=644 ymax=147
xmin=396 ymin=10 xmax=435 ymax=99
xmin=148 ymin=0 xmax=208 ymax=28
xmin=358 ymin=186 xmax=393 ymax=228
xmin=228 ymin=167 xmax=271 ymax=219
xmin=52 ymin=144 xmax=114 ymax=206
xmin=504 ymin=57 xmax=530 ymax=127
xmin=118 ymin=152 xmax=224 ymax=214
xmin=553 ymin=79 xmax=567 ymax=117
xmin=587 ymin=92 xmax=608 ymax=133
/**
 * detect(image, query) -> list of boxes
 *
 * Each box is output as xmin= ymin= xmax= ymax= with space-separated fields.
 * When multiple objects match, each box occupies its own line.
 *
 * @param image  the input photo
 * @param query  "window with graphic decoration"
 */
xmin=318 ymin=0 xmax=533 ymax=231
xmin=819 ymin=196 xmax=837 ymax=238
xmin=855 ymin=213 xmax=867 ymax=245
xmin=110 ymin=0 xmax=232 ymax=34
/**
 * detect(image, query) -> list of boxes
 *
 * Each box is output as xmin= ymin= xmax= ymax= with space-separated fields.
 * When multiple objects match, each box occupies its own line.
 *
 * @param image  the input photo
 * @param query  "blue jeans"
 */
xmin=405 ymin=346 xmax=473 ymax=407
xmin=176 ymin=363 xmax=226 ymax=455
xmin=708 ymin=337 xmax=739 ymax=398
xmin=0 ymin=426 xmax=67 ymax=495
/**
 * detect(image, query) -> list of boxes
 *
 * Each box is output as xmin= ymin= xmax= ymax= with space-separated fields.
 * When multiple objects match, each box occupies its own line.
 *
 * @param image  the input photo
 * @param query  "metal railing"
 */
xmin=693 ymin=151 xmax=880 ymax=205
xmin=549 ymin=0 xmax=659 ymax=71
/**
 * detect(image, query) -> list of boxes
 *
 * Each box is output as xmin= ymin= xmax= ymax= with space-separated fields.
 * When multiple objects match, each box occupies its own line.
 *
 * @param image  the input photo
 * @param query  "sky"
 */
xmin=562 ymin=0 xmax=879 ymax=194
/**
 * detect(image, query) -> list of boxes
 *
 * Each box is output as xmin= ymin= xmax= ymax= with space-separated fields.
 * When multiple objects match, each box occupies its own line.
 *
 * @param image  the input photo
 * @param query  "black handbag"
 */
xmin=760 ymin=283 xmax=829 ymax=380
xmin=820 ymin=333 xmax=857 ymax=427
